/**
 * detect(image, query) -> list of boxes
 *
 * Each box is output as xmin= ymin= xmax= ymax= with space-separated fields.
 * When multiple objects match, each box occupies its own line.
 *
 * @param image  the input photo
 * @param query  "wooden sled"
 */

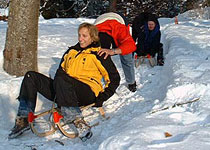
xmin=28 ymin=103 xmax=108 ymax=138
xmin=135 ymin=54 xmax=156 ymax=68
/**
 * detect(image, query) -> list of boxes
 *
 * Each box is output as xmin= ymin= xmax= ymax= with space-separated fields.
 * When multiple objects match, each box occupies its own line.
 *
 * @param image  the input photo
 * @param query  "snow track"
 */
xmin=1 ymin=14 xmax=210 ymax=149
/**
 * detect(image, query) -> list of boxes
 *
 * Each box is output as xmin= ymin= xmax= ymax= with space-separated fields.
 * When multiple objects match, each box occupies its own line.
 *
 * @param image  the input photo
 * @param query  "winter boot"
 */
xmin=157 ymin=58 xmax=164 ymax=66
xmin=8 ymin=116 xmax=30 ymax=139
xmin=74 ymin=117 xmax=93 ymax=142
xmin=128 ymin=82 xmax=137 ymax=92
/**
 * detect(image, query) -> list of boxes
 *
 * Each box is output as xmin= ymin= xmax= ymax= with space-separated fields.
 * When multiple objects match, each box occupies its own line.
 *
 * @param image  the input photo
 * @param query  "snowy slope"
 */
xmin=0 ymin=14 xmax=210 ymax=150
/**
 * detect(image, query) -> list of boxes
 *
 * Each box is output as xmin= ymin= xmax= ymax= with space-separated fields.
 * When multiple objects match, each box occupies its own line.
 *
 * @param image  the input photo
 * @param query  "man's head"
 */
xmin=147 ymin=15 xmax=158 ymax=31
xmin=148 ymin=21 xmax=156 ymax=31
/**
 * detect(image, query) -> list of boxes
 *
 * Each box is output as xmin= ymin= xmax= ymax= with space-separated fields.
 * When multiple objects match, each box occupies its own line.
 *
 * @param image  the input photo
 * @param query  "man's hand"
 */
xmin=98 ymin=48 xmax=114 ymax=59
xmin=98 ymin=48 xmax=122 ymax=59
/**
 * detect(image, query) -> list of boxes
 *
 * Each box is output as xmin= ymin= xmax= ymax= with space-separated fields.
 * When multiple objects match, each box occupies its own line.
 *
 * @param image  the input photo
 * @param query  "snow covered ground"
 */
xmin=0 ymin=12 xmax=210 ymax=150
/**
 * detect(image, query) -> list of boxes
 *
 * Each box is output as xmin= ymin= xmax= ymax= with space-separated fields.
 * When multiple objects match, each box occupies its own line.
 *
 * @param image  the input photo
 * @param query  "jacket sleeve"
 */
xmin=58 ymin=43 xmax=81 ymax=69
xmin=116 ymin=25 xmax=136 ymax=55
xmin=54 ymin=47 xmax=72 ymax=82
xmin=95 ymin=54 xmax=120 ymax=104
xmin=58 ymin=47 xmax=71 ymax=69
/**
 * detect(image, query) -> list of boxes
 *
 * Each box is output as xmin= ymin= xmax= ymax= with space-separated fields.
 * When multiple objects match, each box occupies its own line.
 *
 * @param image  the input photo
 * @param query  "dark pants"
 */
xmin=136 ymin=43 xmax=164 ymax=60
xmin=18 ymin=71 xmax=96 ymax=114
xmin=157 ymin=43 xmax=164 ymax=61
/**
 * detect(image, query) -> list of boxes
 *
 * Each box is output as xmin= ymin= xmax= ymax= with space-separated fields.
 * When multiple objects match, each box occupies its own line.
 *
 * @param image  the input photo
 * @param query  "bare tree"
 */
xmin=3 ymin=0 xmax=40 ymax=76
xmin=109 ymin=0 xmax=117 ymax=12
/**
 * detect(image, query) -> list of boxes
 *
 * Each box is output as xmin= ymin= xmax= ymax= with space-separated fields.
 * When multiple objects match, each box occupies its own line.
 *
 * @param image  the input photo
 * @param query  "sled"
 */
xmin=28 ymin=103 xmax=108 ymax=139
xmin=135 ymin=54 xmax=156 ymax=68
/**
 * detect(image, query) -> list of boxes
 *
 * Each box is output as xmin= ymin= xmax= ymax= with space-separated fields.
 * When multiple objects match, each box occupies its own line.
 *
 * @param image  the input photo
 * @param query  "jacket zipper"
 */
xmin=75 ymin=50 xmax=82 ymax=58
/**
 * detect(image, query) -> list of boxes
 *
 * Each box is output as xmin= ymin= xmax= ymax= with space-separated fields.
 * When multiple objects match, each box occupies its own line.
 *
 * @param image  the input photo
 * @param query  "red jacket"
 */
xmin=96 ymin=20 xmax=136 ymax=55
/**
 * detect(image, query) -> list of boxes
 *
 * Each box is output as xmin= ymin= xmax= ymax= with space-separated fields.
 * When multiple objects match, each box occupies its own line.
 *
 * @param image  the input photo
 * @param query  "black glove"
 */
xmin=94 ymin=100 xmax=104 ymax=107
xmin=94 ymin=95 xmax=104 ymax=107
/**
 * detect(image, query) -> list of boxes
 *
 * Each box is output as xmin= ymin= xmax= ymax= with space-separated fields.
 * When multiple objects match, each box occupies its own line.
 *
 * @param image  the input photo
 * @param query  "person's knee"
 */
xmin=25 ymin=71 xmax=34 ymax=76
xmin=135 ymin=50 xmax=143 ymax=57
xmin=159 ymin=43 xmax=163 ymax=49
xmin=24 ymin=71 xmax=38 ymax=79
xmin=22 ymin=72 xmax=37 ymax=84
xmin=149 ymin=50 xmax=157 ymax=58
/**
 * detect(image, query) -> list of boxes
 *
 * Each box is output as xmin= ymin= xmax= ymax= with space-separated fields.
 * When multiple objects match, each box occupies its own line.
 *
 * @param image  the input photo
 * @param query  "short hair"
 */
xmin=78 ymin=23 xmax=99 ymax=42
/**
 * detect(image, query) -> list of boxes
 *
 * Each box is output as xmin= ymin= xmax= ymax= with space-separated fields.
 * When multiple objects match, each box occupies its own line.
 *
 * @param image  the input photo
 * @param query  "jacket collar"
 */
xmin=71 ymin=42 xmax=101 ymax=53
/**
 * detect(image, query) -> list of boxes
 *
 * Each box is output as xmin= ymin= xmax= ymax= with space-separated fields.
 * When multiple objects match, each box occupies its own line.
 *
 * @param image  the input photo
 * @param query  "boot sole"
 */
xmin=8 ymin=126 xmax=30 ymax=139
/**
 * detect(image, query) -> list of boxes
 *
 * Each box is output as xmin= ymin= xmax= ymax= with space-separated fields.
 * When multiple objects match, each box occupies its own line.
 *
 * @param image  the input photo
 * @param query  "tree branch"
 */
xmin=150 ymin=98 xmax=200 ymax=114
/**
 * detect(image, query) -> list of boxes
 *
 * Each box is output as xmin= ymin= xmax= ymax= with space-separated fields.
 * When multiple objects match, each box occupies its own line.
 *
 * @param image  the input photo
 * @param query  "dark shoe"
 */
xmin=157 ymin=59 xmax=164 ymax=66
xmin=128 ymin=82 xmax=137 ymax=92
xmin=8 ymin=117 xmax=30 ymax=139
xmin=74 ymin=118 xmax=92 ymax=142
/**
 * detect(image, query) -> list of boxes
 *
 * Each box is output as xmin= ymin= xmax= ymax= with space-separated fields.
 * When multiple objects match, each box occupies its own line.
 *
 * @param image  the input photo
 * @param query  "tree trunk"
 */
xmin=3 ymin=0 xmax=40 ymax=77
xmin=109 ymin=0 xmax=117 ymax=12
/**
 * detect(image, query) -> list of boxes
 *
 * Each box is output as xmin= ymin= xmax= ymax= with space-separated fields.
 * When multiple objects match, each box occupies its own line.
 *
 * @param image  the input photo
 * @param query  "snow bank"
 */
xmin=0 ymin=13 xmax=210 ymax=150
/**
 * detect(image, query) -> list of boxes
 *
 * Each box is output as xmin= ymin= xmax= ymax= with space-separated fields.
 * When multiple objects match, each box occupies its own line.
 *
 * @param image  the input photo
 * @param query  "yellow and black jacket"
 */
xmin=55 ymin=42 xmax=120 ymax=106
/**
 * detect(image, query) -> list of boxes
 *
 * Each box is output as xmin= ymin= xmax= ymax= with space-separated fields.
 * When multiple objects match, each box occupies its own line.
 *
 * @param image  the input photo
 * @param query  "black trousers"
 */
xmin=18 ymin=71 xmax=96 ymax=110
xmin=136 ymin=43 xmax=163 ymax=60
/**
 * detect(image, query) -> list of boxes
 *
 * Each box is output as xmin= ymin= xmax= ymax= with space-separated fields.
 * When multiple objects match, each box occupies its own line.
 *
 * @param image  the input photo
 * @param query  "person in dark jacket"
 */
xmin=132 ymin=12 xmax=160 ymax=42
xmin=8 ymin=23 xmax=120 ymax=140
xmin=132 ymin=13 xmax=164 ymax=66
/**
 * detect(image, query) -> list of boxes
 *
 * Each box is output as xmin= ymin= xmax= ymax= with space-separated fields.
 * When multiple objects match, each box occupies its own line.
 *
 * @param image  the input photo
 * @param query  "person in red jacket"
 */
xmin=95 ymin=12 xmax=137 ymax=92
